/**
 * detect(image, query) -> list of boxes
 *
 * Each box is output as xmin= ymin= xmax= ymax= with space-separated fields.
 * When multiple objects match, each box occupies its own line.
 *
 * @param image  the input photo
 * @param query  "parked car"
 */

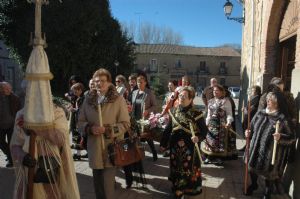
xmin=228 ymin=87 xmax=240 ymax=98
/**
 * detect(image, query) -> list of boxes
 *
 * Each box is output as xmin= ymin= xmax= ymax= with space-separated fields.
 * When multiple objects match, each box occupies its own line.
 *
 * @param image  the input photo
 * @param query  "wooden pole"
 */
xmin=271 ymin=121 xmax=280 ymax=165
xmin=98 ymin=104 xmax=105 ymax=150
xmin=244 ymin=97 xmax=251 ymax=194
xmin=26 ymin=130 xmax=36 ymax=199
xmin=189 ymin=122 xmax=203 ymax=164
xmin=141 ymin=102 xmax=146 ymax=133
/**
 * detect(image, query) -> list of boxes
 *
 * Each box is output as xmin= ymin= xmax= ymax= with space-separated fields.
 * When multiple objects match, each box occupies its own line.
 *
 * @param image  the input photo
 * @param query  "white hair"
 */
xmin=266 ymin=92 xmax=277 ymax=103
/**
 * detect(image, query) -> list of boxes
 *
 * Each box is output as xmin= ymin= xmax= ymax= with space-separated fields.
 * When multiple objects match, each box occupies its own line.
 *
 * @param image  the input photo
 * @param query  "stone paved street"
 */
xmin=0 ymin=97 xmax=290 ymax=199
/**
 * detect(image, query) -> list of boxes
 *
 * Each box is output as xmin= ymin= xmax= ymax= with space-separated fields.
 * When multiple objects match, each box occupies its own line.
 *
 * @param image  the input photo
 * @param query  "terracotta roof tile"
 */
xmin=134 ymin=44 xmax=241 ymax=57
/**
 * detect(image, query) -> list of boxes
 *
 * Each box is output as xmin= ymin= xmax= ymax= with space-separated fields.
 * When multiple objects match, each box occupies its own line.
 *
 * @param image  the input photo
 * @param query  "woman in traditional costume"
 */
xmin=10 ymin=103 xmax=80 ymax=199
xmin=201 ymin=84 xmax=234 ymax=164
xmin=160 ymin=86 xmax=207 ymax=199
xmin=244 ymin=92 xmax=295 ymax=199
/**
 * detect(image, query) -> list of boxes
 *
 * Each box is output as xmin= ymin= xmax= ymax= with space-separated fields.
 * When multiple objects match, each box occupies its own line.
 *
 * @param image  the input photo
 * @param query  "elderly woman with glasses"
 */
xmin=201 ymin=84 xmax=234 ymax=165
xmin=160 ymin=86 xmax=208 ymax=199
xmin=244 ymin=91 xmax=295 ymax=199
xmin=78 ymin=68 xmax=130 ymax=199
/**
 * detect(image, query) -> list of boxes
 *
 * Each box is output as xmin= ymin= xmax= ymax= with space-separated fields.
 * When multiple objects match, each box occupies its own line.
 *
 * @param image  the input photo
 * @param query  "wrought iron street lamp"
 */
xmin=223 ymin=0 xmax=244 ymax=24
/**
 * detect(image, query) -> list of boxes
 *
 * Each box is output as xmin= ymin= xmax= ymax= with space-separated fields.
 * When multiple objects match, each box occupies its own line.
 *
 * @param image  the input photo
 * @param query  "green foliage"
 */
xmin=151 ymin=76 xmax=166 ymax=99
xmin=0 ymin=0 xmax=135 ymax=95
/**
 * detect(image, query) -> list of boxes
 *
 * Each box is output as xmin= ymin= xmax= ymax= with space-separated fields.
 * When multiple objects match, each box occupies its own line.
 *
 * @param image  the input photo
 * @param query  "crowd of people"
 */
xmin=0 ymin=71 xmax=297 ymax=199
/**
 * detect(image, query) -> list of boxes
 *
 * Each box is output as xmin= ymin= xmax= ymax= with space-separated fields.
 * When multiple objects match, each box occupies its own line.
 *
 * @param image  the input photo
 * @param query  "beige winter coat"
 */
xmin=78 ymin=85 xmax=130 ymax=169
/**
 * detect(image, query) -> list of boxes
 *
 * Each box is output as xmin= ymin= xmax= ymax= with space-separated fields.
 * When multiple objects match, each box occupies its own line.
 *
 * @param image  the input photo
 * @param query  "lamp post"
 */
xmin=223 ymin=0 xmax=244 ymax=24
xmin=157 ymin=63 xmax=160 ymax=84
xmin=114 ymin=60 xmax=119 ymax=76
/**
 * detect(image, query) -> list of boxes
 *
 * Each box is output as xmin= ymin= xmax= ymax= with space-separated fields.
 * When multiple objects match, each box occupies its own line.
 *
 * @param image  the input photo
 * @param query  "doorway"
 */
xmin=277 ymin=35 xmax=296 ymax=91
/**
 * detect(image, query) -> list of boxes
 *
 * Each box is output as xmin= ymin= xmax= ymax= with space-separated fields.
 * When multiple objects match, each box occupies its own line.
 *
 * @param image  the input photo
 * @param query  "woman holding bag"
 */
xmin=78 ymin=68 xmax=130 ymax=199
xmin=130 ymin=72 xmax=158 ymax=161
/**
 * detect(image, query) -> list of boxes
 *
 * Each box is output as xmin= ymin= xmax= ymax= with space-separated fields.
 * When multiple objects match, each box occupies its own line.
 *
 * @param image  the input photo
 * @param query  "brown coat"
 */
xmin=78 ymin=86 xmax=130 ymax=169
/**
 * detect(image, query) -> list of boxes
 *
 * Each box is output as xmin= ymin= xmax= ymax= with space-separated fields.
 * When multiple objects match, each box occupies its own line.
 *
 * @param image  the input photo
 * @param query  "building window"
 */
xmin=150 ymin=59 xmax=158 ymax=72
xmin=175 ymin=59 xmax=182 ymax=68
xmin=199 ymin=61 xmax=206 ymax=72
xmin=220 ymin=62 xmax=226 ymax=68
xmin=219 ymin=62 xmax=227 ymax=75
xmin=162 ymin=62 xmax=169 ymax=74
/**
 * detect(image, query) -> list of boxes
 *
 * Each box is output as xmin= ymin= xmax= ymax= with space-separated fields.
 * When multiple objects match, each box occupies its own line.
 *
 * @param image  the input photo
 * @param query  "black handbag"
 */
xmin=34 ymin=156 xmax=60 ymax=184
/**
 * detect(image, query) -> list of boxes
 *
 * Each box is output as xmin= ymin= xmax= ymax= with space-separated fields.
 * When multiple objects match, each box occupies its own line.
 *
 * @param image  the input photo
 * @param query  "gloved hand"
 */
xmin=22 ymin=154 xmax=36 ymax=168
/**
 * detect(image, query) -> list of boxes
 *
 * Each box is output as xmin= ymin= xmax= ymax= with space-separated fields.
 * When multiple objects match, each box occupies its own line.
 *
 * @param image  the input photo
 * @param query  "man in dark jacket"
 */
xmin=127 ymin=74 xmax=138 ymax=103
xmin=202 ymin=78 xmax=217 ymax=110
xmin=0 ymin=82 xmax=21 ymax=167
xmin=242 ymin=85 xmax=261 ymax=131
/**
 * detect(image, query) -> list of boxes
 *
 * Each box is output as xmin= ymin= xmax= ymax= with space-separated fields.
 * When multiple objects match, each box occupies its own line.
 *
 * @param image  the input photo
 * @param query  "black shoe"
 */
xmin=6 ymin=162 xmax=13 ymax=168
xmin=73 ymin=154 xmax=81 ymax=161
xmin=244 ymin=183 xmax=258 ymax=195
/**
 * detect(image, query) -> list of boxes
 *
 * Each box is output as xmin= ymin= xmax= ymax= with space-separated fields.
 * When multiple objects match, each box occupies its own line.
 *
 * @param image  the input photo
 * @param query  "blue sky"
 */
xmin=109 ymin=0 xmax=243 ymax=47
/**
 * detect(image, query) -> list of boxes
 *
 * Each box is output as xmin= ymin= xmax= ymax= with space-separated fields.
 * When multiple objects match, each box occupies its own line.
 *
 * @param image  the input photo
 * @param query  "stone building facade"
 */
xmin=241 ymin=0 xmax=300 ymax=198
xmin=0 ymin=40 xmax=23 ymax=91
xmin=134 ymin=44 xmax=241 ymax=89
xmin=241 ymin=0 xmax=299 ymax=99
